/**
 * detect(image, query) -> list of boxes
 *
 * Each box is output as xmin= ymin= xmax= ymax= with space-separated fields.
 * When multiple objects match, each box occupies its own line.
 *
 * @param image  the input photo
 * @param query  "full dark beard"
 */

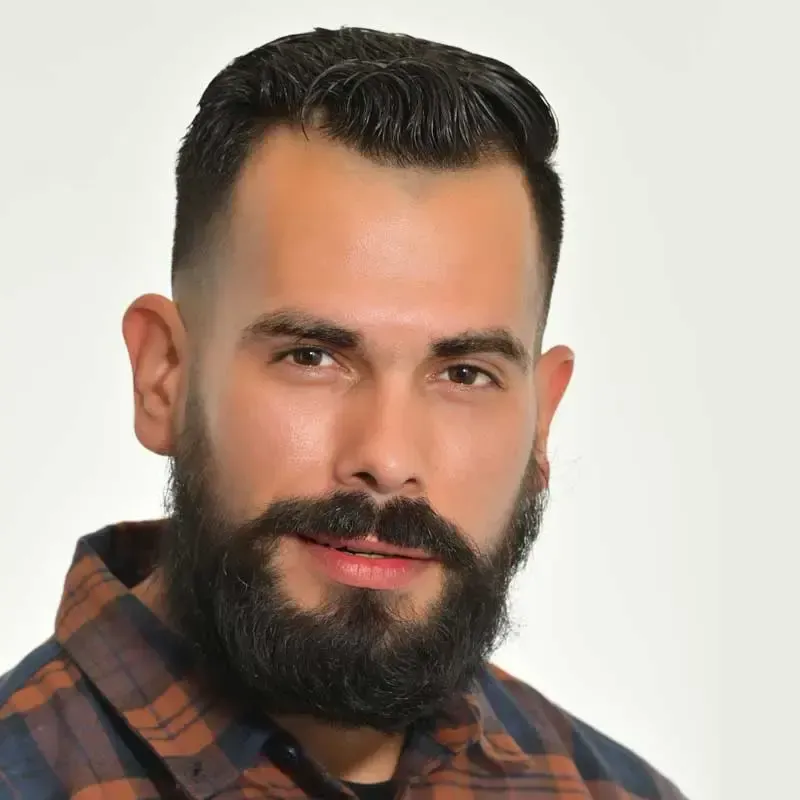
xmin=159 ymin=392 xmax=548 ymax=733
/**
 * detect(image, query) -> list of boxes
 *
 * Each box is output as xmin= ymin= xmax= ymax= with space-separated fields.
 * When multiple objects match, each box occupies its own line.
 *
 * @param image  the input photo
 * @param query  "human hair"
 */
xmin=171 ymin=26 xmax=563 ymax=331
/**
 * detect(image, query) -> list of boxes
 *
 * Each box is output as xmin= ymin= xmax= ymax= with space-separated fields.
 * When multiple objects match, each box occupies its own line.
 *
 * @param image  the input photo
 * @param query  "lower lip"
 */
xmin=298 ymin=537 xmax=432 ymax=590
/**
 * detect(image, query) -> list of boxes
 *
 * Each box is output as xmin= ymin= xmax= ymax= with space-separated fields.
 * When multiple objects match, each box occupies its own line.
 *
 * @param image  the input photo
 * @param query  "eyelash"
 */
xmin=272 ymin=346 xmax=501 ymax=388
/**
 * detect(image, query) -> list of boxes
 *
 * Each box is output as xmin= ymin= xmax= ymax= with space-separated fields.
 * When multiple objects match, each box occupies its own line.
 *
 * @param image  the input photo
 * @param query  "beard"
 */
xmin=159 ymin=387 xmax=548 ymax=733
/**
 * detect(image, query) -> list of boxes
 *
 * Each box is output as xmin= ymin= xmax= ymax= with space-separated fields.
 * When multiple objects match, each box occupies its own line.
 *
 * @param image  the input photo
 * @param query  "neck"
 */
xmin=132 ymin=571 xmax=405 ymax=782
xmin=275 ymin=716 xmax=405 ymax=783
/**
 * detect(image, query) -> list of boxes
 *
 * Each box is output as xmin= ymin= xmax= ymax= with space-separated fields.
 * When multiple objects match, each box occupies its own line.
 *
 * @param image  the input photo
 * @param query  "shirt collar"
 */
xmin=55 ymin=521 xmax=533 ymax=795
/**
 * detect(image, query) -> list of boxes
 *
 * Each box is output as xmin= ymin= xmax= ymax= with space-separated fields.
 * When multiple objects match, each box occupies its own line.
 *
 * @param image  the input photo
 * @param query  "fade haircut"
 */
xmin=171 ymin=26 xmax=564 ymax=340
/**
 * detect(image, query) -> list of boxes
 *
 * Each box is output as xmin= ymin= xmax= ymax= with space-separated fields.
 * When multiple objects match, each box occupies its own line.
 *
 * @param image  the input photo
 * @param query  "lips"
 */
xmin=296 ymin=533 xmax=433 ymax=561
xmin=295 ymin=533 xmax=434 ymax=590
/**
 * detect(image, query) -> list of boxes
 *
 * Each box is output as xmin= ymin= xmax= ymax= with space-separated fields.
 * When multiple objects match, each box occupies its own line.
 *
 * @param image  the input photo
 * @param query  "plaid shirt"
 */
xmin=0 ymin=522 xmax=687 ymax=799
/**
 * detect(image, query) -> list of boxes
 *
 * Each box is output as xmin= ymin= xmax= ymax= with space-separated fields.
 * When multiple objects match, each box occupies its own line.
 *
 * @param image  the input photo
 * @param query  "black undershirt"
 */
xmin=341 ymin=779 xmax=397 ymax=800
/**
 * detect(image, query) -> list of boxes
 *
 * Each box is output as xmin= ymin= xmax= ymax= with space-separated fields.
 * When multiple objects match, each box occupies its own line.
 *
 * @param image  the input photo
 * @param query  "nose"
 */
xmin=333 ymin=380 xmax=425 ymax=500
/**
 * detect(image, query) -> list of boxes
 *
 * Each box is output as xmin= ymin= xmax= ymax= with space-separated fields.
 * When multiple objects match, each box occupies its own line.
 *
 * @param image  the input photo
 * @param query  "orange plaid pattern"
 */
xmin=0 ymin=523 xmax=688 ymax=798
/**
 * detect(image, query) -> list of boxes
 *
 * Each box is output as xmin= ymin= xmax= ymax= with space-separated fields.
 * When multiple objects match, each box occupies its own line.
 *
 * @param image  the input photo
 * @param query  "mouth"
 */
xmin=293 ymin=533 xmax=435 ymax=590
xmin=295 ymin=533 xmax=433 ymax=561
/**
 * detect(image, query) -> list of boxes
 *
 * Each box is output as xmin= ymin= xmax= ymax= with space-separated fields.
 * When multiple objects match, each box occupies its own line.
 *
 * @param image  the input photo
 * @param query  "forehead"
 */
xmin=220 ymin=128 xmax=543 ymax=344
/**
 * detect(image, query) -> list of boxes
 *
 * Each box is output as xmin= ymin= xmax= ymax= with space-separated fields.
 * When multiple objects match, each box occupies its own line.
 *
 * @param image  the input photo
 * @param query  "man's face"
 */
xmin=156 ymin=129 xmax=557 ymax=730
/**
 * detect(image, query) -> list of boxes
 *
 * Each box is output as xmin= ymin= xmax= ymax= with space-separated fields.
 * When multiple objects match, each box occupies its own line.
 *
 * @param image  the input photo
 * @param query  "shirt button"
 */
xmin=284 ymin=745 xmax=298 ymax=761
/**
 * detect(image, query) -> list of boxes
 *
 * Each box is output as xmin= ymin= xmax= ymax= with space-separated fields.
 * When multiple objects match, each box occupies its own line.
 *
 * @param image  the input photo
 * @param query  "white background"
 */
xmin=1 ymin=3 xmax=798 ymax=799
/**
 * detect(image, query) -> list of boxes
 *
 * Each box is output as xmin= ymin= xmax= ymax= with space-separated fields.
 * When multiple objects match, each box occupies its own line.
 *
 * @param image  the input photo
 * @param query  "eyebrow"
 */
xmin=241 ymin=309 xmax=531 ymax=372
xmin=241 ymin=309 xmax=361 ymax=350
xmin=431 ymin=330 xmax=531 ymax=372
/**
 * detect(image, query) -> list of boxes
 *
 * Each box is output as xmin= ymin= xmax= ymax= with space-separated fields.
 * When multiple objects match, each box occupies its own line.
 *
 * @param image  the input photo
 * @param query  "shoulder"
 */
xmin=480 ymin=663 xmax=689 ymax=800
xmin=0 ymin=640 xmax=77 ymax=799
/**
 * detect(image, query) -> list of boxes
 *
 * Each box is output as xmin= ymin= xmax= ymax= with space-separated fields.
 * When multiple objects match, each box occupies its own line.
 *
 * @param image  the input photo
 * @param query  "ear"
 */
xmin=533 ymin=344 xmax=575 ymax=486
xmin=121 ymin=294 xmax=187 ymax=456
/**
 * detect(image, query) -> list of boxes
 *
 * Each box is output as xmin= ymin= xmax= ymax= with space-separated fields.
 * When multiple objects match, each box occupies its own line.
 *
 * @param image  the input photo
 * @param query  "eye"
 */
xmin=278 ymin=347 xmax=336 ymax=368
xmin=440 ymin=364 xmax=498 ymax=388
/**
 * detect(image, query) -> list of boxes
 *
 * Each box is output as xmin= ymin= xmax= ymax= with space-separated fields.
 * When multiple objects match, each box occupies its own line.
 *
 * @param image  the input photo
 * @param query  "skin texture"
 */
xmin=123 ymin=128 xmax=574 ymax=782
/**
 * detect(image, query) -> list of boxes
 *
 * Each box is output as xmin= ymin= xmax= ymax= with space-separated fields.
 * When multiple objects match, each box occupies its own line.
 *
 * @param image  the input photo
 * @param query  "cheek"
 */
xmin=207 ymin=371 xmax=338 ymax=511
xmin=432 ymin=403 xmax=534 ymax=546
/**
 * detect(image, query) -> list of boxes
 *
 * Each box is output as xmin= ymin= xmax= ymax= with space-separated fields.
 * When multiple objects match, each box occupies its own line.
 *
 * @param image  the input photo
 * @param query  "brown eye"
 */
xmin=442 ymin=365 xmax=495 ymax=387
xmin=281 ymin=348 xmax=334 ymax=368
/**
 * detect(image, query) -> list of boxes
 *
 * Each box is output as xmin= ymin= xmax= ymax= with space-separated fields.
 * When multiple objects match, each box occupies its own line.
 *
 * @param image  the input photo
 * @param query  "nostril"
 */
xmin=354 ymin=471 xmax=380 ymax=490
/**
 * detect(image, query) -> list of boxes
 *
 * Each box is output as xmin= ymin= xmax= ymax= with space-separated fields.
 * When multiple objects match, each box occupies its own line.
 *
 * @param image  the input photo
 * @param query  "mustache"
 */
xmin=238 ymin=491 xmax=478 ymax=570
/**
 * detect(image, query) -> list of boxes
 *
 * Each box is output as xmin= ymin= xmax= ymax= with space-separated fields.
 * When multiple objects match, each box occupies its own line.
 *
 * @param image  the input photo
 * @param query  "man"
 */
xmin=0 ymin=26 xmax=687 ymax=800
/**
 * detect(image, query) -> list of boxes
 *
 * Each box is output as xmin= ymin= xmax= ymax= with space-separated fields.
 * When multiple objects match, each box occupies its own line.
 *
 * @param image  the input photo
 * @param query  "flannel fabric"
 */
xmin=0 ymin=522 xmax=687 ymax=799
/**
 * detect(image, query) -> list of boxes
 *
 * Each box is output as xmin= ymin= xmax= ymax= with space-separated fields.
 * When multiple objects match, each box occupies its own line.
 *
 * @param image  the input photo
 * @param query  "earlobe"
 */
xmin=121 ymin=294 xmax=186 ymax=456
